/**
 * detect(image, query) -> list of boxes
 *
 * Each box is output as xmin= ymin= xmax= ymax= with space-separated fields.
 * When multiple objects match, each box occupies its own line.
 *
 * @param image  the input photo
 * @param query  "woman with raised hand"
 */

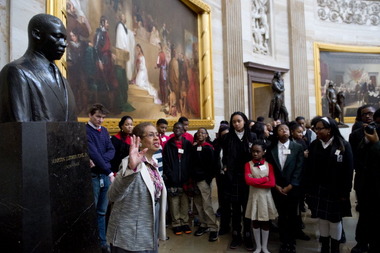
xmin=107 ymin=122 xmax=167 ymax=253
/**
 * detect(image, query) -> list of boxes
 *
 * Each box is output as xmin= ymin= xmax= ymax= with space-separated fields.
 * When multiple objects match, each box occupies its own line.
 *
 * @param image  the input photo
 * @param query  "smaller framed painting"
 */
xmin=314 ymin=42 xmax=380 ymax=123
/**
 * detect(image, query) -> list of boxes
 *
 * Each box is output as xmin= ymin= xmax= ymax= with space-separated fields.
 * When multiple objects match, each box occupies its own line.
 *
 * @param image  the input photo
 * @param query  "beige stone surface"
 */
xmin=8 ymin=0 xmax=44 ymax=61
xmin=0 ymin=0 xmax=9 ymax=68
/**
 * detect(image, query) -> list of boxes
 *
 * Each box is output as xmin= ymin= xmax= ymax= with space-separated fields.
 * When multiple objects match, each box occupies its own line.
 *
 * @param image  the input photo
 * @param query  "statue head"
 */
xmin=274 ymin=71 xmax=282 ymax=79
xmin=27 ymin=14 xmax=67 ymax=62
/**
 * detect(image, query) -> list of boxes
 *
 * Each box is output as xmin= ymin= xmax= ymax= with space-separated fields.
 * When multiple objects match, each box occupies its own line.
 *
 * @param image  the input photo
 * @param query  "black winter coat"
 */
xmin=163 ymin=137 xmax=192 ymax=187
xmin=190 ymin=143 xmax=215 ymax=184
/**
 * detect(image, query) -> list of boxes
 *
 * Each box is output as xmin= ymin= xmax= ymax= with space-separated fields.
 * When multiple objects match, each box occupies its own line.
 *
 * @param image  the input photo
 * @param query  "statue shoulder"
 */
xmin=0 ymin=54 xmax=44 ymax=88
xmin=1 ymin=58 xmax=27 ymax=78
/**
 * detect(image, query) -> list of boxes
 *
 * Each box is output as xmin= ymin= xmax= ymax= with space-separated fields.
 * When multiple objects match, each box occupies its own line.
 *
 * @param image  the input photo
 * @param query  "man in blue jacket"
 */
xmin=86 ymin=103 xmax=115 ymax=253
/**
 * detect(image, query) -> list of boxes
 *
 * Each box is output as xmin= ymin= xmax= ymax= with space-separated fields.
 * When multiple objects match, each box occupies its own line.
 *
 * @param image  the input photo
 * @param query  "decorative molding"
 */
xmin=317 ymin=0 xmax=380 ymax=26
xmin=251 ymin=0 xmax=270 ymax=55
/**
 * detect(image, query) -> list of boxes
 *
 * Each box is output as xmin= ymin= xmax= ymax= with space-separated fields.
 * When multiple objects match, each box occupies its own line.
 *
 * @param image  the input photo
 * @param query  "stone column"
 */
xmin=222 ymin=0 xmax=245 ymax=119
xmin=0 ymin=0 xmax=9 ymax=68
xmin=288 ymin=0 xmax=310 ymax=118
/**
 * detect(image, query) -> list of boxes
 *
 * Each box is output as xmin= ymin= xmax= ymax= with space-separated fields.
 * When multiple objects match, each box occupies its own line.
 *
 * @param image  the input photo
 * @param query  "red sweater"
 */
xmin=244 ymin=159 xmax=276 ymax=188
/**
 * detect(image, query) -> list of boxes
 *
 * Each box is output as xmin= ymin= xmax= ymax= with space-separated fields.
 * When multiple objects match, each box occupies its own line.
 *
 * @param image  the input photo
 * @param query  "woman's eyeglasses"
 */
xmin=143 ymin=132 xmax=159 ymax=138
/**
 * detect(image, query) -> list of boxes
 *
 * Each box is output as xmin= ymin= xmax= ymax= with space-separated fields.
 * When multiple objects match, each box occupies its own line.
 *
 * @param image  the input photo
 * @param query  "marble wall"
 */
xmin=204 ymin=0 xmax=226 ymax=127
xmin=7 ymin=0 xmax=45 ymax=62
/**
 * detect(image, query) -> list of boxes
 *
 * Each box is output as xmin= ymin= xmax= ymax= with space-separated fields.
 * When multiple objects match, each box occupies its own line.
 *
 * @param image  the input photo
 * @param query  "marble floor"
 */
xmin=159 ymin=190 xmax=359 ymax=253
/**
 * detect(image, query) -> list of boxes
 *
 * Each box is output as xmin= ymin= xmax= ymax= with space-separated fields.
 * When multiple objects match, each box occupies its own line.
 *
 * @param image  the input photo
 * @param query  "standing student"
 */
xmin=222 ymin=111 xmax=257 ymax=250
xmin=156 ymin=118 xmax=170 ymax=148
xmin=86 ymin=103 xmax=115 ymax=253
xmin=191 ymin=128 xmax=219 ymax=242
xmin=305 ymin=117 xmax=353 ymax=253
xmin=349 ymin=105 xmax=376 ymax=253
xmin=355 ymin=111 xmax=380 ymax=252
xmin=213 ymin=124 xmax=230 ymax=234
xmin=245 ymin=140 xmax=278 ymax=253
xmin=251 ymin=121 xmax=271 ymax=146
xmin=295 ymin=116 xmax=316 ymax=147
xmin=153 ymin=118 xmax=169 ymax=177
xmin=266 ymin=123 xmax=304 ymax=253
xmin=110 ymin=115 xmax=133 ymax=173
xmin=163 ymin=122 xmax=193 ymax=235
xmin=169 ymin=116 xmax=194 ymax=143
xmin=289 ymin=122 xmax=311 ymax=241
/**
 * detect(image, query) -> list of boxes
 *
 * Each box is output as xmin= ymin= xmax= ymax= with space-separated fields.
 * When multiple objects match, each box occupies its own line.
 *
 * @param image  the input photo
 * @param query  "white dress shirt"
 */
xmin=277 ymin=140 xmax=290 ymax=170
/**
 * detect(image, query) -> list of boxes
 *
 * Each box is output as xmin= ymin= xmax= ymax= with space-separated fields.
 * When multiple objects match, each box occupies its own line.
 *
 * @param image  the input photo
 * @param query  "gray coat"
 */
xmin=107 ymin=157 xmax=167 ymax=251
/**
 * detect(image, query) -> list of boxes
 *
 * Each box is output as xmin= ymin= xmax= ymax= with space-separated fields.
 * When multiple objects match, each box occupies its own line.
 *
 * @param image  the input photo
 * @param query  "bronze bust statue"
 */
xmin=0 ymin=14 xmax=77 ymax=122
xmin=269 ymin=71 xmax=289 ymax=123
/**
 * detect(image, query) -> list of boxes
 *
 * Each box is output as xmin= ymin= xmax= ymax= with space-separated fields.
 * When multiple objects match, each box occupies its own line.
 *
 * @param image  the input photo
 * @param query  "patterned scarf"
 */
xmin=143 ymin=158 xmax=164 ymax=201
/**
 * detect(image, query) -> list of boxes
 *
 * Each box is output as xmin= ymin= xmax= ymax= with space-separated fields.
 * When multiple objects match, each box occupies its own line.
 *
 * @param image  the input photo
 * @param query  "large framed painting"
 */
xmin=47 ymin=0 xmax=214 ymax=132
xmin=314 ymin=42 xmax=380 ymax=123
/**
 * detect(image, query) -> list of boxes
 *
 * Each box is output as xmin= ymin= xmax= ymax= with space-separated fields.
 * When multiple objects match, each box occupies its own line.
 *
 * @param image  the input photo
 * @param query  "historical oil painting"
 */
xmin=65 ymin=0 xmax=201 ymax=120
xmin=315 ymin=43 xmax=380 ymax=121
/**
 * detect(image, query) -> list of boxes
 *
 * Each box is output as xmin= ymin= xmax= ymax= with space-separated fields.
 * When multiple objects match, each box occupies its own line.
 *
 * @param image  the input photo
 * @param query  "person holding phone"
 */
xmin=353 ymin=109 xmax=380 ymax=253
xmin=349 ymin=105 xmax=376 ymax=253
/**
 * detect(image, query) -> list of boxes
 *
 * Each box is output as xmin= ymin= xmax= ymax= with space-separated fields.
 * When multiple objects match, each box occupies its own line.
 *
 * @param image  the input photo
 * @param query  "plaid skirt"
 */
xmin=306 ymin=185 xmax=351 ymax=223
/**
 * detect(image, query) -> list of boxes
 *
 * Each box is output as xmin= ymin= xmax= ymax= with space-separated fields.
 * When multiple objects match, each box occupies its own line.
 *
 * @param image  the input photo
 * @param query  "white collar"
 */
xmin=235 ymin=130 xmax=244 ymax=140
xmin=88 ymin=121 xmax=101 ymax=131
xmin=278 ymin=139 xmax=290 ymax=149
xmin=320 ymin=136 xmax=334 ymax=149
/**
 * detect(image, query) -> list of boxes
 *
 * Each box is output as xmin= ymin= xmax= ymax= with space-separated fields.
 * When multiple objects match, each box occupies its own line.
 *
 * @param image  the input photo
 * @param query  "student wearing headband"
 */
xmin=305 ymin=116 xmax=353 ymax=253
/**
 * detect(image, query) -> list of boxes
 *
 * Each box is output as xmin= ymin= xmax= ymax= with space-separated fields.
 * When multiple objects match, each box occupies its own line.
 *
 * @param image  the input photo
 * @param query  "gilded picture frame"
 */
xmin=47 ymin=0 xmax=214 ymax=133
xmin=314 ymin=42 xmax=380 ymax=123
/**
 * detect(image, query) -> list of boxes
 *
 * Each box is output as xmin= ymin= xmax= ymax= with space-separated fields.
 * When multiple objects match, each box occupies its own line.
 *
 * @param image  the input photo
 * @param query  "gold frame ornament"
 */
xmin=47 ymin=0 xmax=214 ymax=133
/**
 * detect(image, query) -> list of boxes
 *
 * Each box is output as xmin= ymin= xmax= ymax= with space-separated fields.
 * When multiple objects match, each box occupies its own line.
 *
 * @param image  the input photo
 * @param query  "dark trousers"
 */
xmin=355 ymin=189 xmax=369 ymax=244
xmin=273 ymin=189 xmax=299 ymax=244
xmin=218 ymin=174 xmax=231 ymax=231
xmin=231 ymin=194 xmax=250 ymax=235
xmin=368 ymin=205 xmax=380 ymax=252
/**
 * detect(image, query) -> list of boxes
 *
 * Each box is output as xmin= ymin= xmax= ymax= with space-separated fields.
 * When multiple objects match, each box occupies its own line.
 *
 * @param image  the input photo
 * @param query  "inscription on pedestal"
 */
xmin=0 ymin=122 xmax=101 ymax=253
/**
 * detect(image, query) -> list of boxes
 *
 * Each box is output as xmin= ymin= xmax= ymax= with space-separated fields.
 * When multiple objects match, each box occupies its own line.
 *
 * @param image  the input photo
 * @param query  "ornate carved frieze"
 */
xmin=317 ymin=0 xmax=380 ymax=26
xmin=251 ymin=0 xmax=270 ymax=55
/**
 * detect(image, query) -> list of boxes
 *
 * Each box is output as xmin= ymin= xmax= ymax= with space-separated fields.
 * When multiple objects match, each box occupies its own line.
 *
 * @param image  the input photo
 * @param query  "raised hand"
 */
xmin=128 ymin=135 xmax=148 ymax=170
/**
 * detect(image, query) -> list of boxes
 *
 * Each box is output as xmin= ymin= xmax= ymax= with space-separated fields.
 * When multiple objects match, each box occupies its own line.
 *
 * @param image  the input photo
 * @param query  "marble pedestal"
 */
xmin=0 ymin=122 xmax=101 ymax=253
